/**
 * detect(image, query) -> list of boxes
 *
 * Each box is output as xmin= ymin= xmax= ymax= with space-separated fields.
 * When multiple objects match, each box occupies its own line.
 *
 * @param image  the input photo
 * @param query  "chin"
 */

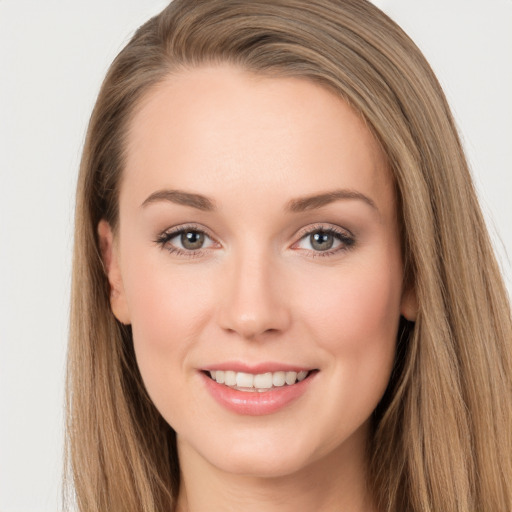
xmin=210 ymin=452 xmax=315 ymax=479
xmin=178 ymin=422 xmax=342 ymax=479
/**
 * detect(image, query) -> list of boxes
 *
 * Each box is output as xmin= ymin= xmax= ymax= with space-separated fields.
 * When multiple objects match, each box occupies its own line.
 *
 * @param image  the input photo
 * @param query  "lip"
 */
xmin=203 ymin=361 xmax=313 ymax=374
xmin=200 ymin=368 xmax=318 ymax=416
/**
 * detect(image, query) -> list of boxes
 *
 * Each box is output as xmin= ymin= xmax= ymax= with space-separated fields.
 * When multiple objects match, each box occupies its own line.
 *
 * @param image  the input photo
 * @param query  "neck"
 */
xmin=175 ymin=425 xmax=377 ymax=512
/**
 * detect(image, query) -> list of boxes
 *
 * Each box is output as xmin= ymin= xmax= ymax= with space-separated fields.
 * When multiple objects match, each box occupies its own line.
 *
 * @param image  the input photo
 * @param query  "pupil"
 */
xmin=311 ymin=231 xmax=333 ymax=251
xmin=181 ymin=231 xmax=205 ymax=250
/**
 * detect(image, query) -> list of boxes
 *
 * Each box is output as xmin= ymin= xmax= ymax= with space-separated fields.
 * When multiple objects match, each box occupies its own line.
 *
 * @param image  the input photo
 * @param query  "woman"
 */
xmin=66 ymin=0 xmax=512 ymax=510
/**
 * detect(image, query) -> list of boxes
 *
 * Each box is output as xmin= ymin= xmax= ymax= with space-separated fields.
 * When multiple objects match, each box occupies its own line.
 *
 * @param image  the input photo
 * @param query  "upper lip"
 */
xmin=201 ymin=361 xmax=315 ymax=373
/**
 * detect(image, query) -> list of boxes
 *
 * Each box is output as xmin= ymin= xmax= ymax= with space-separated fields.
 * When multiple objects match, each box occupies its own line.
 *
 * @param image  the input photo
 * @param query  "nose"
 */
xmin=216 ymin=248 xmax=291 ymax=340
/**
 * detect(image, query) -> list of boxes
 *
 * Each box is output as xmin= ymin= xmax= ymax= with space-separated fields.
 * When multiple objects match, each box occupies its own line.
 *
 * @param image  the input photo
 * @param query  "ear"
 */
xmin=400 ymin=283 xmax=418 ymax=322
xmin=97 ymin=219 xmax=131 ymax=325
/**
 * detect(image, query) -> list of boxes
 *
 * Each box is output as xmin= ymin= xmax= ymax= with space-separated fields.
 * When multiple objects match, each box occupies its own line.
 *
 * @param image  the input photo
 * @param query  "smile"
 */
xmin=201 ymin=367 xmax=318 ymax=415
xmin=207 ymin=370 xmax=310 ymax=392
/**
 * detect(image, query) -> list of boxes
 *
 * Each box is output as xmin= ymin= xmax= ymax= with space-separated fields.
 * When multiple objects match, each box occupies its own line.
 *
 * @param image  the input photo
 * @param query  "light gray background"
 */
xmin=0 ymin=1 xmax=510 ymax=510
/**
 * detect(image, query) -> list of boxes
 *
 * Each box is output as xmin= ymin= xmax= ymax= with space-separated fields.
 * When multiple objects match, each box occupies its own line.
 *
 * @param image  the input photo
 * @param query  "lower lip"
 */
xmin=200 ymin=371 xmax=316 ymax=416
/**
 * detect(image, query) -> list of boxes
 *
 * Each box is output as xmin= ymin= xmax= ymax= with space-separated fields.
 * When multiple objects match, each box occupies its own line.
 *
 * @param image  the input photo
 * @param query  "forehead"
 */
xmin=122 ymin=65 xmax=393 ymax=214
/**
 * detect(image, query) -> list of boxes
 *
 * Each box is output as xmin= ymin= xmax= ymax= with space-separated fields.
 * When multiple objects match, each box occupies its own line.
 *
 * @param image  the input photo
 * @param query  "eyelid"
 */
xmin=290 ymin=223 xmax=355 ymax=256
xmin=155 ymin=223 xmax=220 ymax=255
xmin=293 ymin=222 xmax=354 ymax=241
xmin=155 ymin=222 xmax=354 ymax=258
xmin=157 ymin=222 xmax=215 ymax=240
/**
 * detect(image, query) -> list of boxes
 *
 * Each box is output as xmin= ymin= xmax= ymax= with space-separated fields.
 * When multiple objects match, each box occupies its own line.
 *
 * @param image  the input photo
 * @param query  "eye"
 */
xmin=155 ymin=225 xmax=218 ymax=255
xmin=179 ymin=230 xmax=206 ymax=250
xmin=293 ymin=225 xmax=354 ymax=256
xmin=308 ymin=231 xmax=337 ymax=251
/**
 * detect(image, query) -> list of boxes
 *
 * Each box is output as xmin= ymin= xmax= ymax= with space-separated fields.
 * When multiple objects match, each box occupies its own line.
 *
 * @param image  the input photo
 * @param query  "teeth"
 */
xmin=272 ymin=371 xmax=286 ymax=387
xmin=297 ymin=370 xmax=308 ymax=381
xmin=285 ymin=371 xmax=297 ymax=385
xmin=225 ymin=371 xmax=236 ymax=386
xmin=253 ymin=372 xmax=273 ymax=389
xmin=208 ymin=369 xmax=310 ymax=391
xmin=236 ymin=372 xmax=254 ymax=388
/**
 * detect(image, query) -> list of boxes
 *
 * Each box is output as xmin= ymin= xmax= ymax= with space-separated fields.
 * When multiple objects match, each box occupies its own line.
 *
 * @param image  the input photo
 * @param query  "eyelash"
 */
xmin=154 ymin=223 xmax=216 ymax=258
xmin=293 ymin=224 xmax=355 ymax=258
xmin=154 ymin=223 xmax=355 ymax=259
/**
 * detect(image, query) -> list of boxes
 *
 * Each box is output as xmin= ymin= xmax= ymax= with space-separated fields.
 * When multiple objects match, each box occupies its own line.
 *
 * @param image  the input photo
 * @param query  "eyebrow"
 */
xmin=285 ymin=189 xmax=378 ymax=213
xmin=141 ymin=189 xmax=216 ymax=211
xmin=140 ymin=188 xmax=378 ymax=213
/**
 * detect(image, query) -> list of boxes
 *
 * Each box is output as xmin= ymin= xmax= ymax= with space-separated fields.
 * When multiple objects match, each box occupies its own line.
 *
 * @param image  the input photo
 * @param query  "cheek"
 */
xmin=124 ymin=250 xmax=213 ymax=340
xmin=301 ymin=266 xmax=401 ymax=344
xmin=294 ymin=253 xmax=403 ymax=397
xmin=120 ymin=252 xmax=215 ymax=408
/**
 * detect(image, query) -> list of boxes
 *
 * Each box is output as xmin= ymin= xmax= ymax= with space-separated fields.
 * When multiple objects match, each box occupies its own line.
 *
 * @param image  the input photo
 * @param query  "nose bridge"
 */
xmin=217 ymin=241 xmax=290 ymax=339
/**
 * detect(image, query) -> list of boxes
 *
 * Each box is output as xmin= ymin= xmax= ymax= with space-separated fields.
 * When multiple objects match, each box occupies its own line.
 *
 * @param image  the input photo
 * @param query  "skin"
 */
xmin=99 ymin=65 xmax=416 ymax=512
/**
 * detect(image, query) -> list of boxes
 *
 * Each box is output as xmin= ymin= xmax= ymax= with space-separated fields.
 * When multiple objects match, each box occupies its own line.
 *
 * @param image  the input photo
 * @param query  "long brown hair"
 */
xmin=66 ymin=1 xmax=512 ymax=510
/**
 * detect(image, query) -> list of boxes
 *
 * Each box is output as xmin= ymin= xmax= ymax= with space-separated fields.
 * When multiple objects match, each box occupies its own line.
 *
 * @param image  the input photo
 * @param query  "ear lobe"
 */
xmin=400 ymin=284 xmax=418 ymax=322
xmin=97 ymin=220 xmax=131 ymax=325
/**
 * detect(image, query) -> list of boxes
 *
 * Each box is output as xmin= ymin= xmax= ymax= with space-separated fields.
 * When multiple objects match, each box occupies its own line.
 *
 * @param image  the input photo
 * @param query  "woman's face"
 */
xmin=100 ymin=65 xmax=415 ymax=478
